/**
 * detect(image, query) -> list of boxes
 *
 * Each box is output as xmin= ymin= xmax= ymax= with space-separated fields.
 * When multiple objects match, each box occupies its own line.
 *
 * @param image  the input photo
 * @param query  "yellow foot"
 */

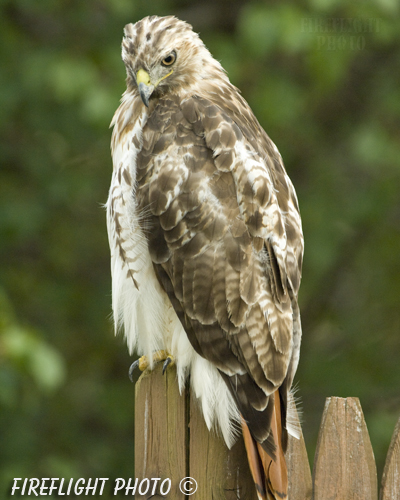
xmin=129 ymin=350 xmax=174 ymax=381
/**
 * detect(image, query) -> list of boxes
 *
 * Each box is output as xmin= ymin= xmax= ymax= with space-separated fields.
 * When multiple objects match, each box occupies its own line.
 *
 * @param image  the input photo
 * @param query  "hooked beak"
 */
xmin=136 ymin=69 xmax=154 ymax=107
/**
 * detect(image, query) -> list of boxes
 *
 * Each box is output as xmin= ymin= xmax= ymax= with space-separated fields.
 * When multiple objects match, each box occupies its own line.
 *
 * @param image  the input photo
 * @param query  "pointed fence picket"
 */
xmin=134 ymin=365 xmax=400 ymax=499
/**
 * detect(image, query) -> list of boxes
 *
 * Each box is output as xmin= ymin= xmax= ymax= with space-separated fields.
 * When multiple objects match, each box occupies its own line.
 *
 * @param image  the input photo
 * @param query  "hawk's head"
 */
xmin=121 ymin=15 xmax=227 ymax=106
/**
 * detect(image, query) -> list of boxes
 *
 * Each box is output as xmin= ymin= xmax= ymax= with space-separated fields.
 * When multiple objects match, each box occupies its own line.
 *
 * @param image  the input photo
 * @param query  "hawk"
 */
xmin=107 ymin=15 xmax=303 ymax=500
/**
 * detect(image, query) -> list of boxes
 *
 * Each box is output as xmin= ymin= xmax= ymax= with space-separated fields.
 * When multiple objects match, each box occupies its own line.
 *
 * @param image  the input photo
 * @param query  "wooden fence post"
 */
xmin=135 ymin=365 xmax=309 ymax=499
xmin=312 ymin=397 xmax=378 ymax=500
xmin=380 ymin=415 xmax=400 ymax=500
xmin=286 ymin=395 xmax=313 ymax=500
xmin=134 ymin=364 xmax=187 ymax=499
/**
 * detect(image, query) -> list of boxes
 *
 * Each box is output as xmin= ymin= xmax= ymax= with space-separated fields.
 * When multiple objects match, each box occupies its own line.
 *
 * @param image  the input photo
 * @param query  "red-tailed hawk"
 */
xmin=107 ymin=15 xmax=303 ymax=500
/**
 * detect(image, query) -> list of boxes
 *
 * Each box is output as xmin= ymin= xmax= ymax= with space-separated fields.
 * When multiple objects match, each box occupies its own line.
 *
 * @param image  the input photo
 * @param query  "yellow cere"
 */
xmin=136 ymin=69 xmax=151 ymax=85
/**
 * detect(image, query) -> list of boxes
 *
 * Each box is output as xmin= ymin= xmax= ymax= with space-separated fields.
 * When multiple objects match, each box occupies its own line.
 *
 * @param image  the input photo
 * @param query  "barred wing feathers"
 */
xmin=134 ymin=93 xmax=303 ymax=456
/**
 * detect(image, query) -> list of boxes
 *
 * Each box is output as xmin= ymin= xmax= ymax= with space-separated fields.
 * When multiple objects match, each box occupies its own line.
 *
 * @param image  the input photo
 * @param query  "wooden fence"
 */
xmin=134 ymin=364 xmax=400 ymax=499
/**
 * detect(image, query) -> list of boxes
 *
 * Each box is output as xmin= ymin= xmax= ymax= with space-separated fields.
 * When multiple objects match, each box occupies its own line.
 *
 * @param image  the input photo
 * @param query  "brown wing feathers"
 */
xmin=136 ymin=94 xmax=298 ymax=499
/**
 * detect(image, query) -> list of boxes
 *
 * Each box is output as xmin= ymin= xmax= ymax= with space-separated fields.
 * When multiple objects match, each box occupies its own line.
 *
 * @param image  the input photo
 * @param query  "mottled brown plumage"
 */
xmin=107 ymin=15 xmax=303 ymax=499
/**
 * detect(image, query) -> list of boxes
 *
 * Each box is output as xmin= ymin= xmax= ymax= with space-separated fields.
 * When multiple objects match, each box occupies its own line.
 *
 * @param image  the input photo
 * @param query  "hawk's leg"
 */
xmin=128 ymin=350 xmax=175 ymax=382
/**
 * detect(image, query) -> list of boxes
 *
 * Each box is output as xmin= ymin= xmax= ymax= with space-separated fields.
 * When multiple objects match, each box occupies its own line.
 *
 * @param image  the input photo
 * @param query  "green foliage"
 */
xmin=1 ymin=0 xmax=399 ymax=491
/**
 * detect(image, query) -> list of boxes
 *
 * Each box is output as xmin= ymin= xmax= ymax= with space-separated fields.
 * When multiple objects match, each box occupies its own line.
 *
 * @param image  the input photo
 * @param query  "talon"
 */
xmin=162 ymin=355 xmax=174 ymax=375
xmin=128 ymin=351 xmax=173 ymax=381
xmin=128 ymin=355 xmax=149 ymax=381
xmin=128 ymin=359 xmax=140 ymax=382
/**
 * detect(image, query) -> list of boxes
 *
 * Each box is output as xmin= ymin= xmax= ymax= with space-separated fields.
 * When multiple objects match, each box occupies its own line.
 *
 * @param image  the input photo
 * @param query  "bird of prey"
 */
xmin=107 ymin=15 xmax=303 ymax=500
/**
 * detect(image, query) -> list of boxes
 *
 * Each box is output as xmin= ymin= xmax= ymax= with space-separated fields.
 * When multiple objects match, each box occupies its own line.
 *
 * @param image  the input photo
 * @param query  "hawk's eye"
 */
xmin=161 ymin=51 xmax=176 ymax=66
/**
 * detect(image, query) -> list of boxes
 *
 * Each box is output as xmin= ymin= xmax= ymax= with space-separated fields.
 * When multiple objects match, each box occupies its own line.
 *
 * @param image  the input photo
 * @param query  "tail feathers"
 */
xmin=241 ymin=391 xmax=288 ymax=500
xmin=241 ymin=418 xmax=267 ymax=500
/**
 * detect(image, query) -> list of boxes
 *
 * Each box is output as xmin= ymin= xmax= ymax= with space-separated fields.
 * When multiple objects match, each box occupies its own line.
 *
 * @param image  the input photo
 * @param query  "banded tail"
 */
xmin=241 ymin=391 xmax=288 ymax=500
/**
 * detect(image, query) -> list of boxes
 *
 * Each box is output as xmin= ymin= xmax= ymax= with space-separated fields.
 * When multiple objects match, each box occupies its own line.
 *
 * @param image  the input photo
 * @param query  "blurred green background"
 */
xmin=1 ymin=0 xmax=399 ymax=495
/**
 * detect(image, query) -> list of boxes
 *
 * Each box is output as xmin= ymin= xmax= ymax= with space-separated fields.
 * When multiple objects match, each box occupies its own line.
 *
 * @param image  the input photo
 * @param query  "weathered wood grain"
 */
xmin=135 ymin=365 xmax=315 ymax=499
xmin=135 ymin=370 xmax=400 ymax=500
xmin=380 ymin=415 xmax=400 ymax=500
xmin=312 ymin=397 xmax=377 ymax=500
xmin=286 ymin=397 xmax=312 ymax=500
xmin=189 ymin=394 xmax=258 ymax=500
xmin=135 ymin=364 xmax=187 ymax=499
